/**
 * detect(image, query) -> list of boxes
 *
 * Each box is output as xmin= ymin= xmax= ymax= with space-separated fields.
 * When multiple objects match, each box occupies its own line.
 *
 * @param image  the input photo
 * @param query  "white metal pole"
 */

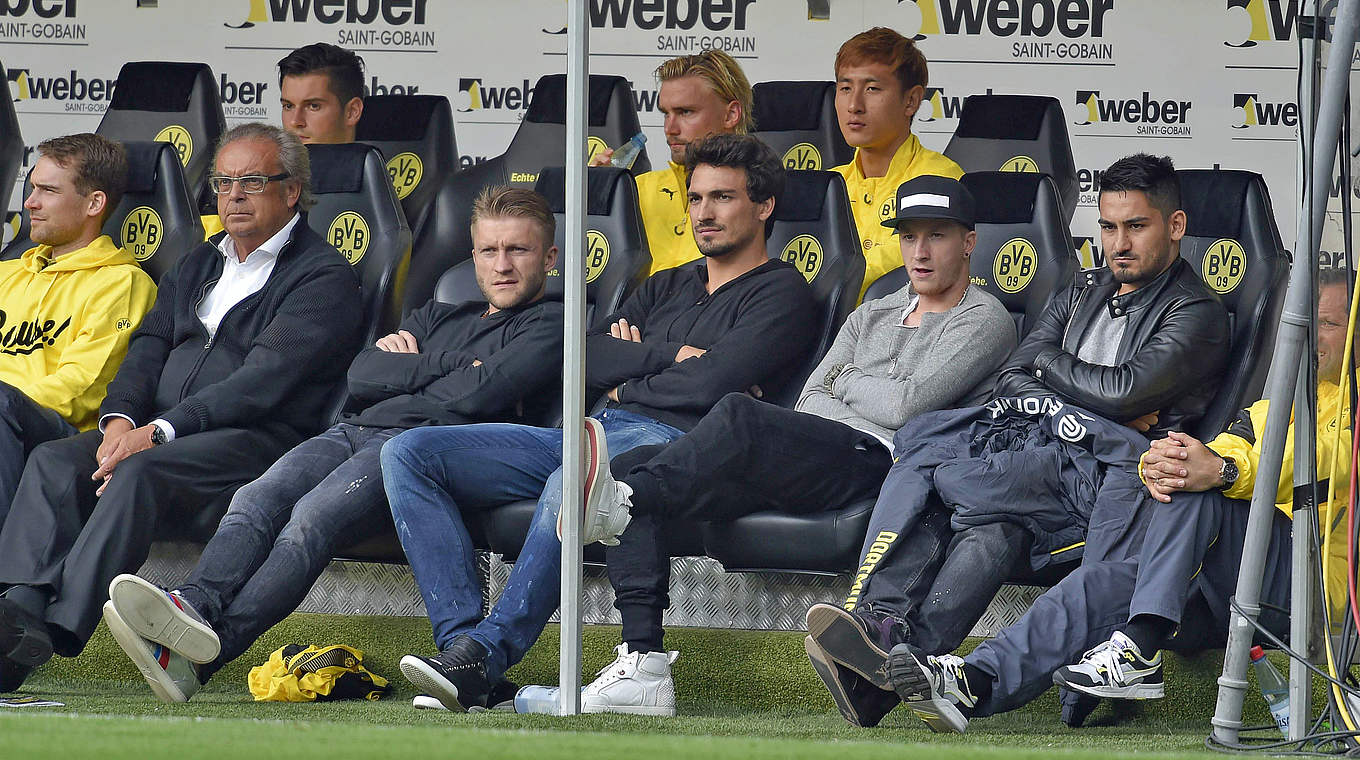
xmin=1211 ymin=0 xmax=1360 ymax=743
xmin=557 ymin=0 xmax=588 ymax=717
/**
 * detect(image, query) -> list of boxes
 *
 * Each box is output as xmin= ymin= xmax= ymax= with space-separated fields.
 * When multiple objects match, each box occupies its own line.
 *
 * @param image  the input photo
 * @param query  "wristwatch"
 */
xmin=823 ymin=363 xmax=849 ymax=393
xmin=150 ymin=425 xmax=168 ymax=446
xmin=1217 ymin=455 xmax=1239 ymax=489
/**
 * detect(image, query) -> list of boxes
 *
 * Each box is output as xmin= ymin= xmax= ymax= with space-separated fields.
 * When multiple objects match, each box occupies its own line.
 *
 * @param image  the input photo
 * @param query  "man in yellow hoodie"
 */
xmin=831 ymin=28 xmax=964 ymax=300
xmin=0 ymin=134 xmax=156 ymax=525
xmin=889 ymin=268 xmax=1352 ymax=733
xmin=593 ymin=50 xmax=751 ymax=276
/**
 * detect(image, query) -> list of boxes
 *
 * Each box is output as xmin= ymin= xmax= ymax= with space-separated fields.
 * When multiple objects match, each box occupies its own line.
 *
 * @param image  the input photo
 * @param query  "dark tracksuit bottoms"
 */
xmin=964 ymin=489 xmax=1293 ymax=717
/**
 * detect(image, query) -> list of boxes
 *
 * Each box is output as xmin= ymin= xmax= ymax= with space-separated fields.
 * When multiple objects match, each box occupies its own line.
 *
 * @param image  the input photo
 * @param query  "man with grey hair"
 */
xmin=0 ymin=123 xmax=363 ymax=692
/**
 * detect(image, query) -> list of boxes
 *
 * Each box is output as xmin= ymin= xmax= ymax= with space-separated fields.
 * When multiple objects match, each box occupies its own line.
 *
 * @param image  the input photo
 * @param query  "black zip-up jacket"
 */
xmin=100 ymin=219 xmax=363 ymax=444
xmin=586 ymin=258 xmax=817 ymax=432
xmin=345 ymin=297 xmax=564 ymax=429
xmin=993 ymin=257 xmax=1230 ymax=438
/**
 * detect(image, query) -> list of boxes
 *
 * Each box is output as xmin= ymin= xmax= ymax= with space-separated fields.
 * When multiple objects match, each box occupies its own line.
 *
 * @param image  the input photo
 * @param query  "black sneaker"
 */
xmin=487 ymin=678 xmax=520 ymax=712
xmin=399 ymin=635 xmax=491 ymax=712
xmin=0 ymin=598 xmax=53 ymax=693
xmin=805 ymin=603 xmax=910 ymax=690
xmin=804 ymin=635 xmax=899 ymax=728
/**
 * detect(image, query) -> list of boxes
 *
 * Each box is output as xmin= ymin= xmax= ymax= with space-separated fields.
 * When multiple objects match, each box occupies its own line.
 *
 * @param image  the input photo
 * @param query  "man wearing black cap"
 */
xmin=567 ymin=174 xmax=1016 ymax=716
xmin=802 ymin=152 xmax=1231 ymax=730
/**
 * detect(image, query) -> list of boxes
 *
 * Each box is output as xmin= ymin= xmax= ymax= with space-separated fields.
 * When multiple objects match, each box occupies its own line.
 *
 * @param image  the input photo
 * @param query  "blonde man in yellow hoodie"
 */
xmin=592 ymin=49 xmax=752 ymax=276
xmin=0 ymin=134 xmax=156 ymax=524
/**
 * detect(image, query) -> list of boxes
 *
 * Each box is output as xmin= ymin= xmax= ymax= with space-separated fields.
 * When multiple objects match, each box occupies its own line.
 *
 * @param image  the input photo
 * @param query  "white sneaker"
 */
xmin=581 ymin=643 xmax=678 ymax=716
xmin=102 ymin=601 xmax=202 ymax=703
xmin=1053 ymin=630 xmax=1165 ymax=700
xmin=557 ymin=417 xmax=634 ymax=546
xmin=108 ymin=573 xmax=220 ymax=664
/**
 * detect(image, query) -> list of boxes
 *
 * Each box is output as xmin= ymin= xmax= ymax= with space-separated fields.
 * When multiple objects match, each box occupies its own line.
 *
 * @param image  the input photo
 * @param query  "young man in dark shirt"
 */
xmin=386 ymin=133 xmax=817 ymax=712
xmin=99 ymin=186 xmax=564 ymax=703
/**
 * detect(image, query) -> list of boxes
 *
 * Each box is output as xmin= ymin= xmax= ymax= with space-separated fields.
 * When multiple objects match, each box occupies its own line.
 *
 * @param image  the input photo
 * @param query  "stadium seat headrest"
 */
xmin=534 ymin=166 xmax=620 ymax=216
xmin=355 ymin=95 xmax=446 ymax=142
xmin=774 ymin=170 xmax=830 ymax=222
xmin=953 ymin=95 xmax=1050 ymax=141
xmin=962 ymin=172 xmax=1043 ymax=225
xmin=752 ymin=82 xmax=830 ymax=132
xmin=121 ymin=141 xmax=163 ymax=194
xmin=108 ymin=62 xmax=205 ymax=113
xmin=308 ymin=144 xmax=371 ymax=194
xmin=1179 ymin=171 xmax=1250 ymax=239
xmin=524 ymin=74 xmax=620 ymax=127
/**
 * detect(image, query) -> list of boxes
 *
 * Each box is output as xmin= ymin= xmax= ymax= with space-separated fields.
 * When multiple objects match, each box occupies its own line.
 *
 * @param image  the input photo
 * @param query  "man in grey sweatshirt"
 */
xmin=565 ymin=175 xmax=1017 ymax=716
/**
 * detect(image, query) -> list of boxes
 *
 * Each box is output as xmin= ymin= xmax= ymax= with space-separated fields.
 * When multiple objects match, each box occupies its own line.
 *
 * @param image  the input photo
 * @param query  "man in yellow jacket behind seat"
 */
xmin=830 ymin=28 xmax=963 ymax=300
xmin=0 ymin=134 xmax=156 ymax=525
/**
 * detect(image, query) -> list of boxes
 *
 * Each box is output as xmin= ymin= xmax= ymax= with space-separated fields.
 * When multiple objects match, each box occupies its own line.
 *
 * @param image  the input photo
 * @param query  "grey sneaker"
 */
xmin=1053 ymin=631 xmax=1164 ymax=700
xmin=103 ymin=601 xmax=202 ymax=703
xmin=887 ymin=645 xmax=976 ymax=734
xmin=108 ymin=573 xmax=219 ymax=664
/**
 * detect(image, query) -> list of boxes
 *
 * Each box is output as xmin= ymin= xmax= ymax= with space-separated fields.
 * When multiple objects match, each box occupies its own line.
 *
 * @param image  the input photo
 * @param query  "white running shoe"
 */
xmin=581 ymin=643 xmax=678 ymax=716
xmin=107 ymin=573 xmax=220 ymax=664
xmin=102 ymin=601 xmax=202 ymax=703
xmin=887 ymin=645 xmax=976 ymax=734
xmin=557 ymin=417 xmax=633 ymax=546
xmin=1053 ymin=630 xmax=1165 ymax=700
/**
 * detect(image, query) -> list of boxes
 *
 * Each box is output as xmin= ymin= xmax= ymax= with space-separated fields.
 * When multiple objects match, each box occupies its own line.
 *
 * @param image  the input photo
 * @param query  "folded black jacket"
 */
xmin=101 ymin=219 xmax=363 ymax=444
xmin=586 ymin=258 xmax=817 ymax=432
xmin=344 ymin=296 xmax=564 ymax=429
xmin=993 ymin=257 xmax=1230 ymax=438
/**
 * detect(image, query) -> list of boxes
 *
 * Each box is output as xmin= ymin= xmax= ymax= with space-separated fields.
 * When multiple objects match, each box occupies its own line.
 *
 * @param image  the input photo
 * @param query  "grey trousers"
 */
xmin=965 ymin=489 xmax=1293 ymax=717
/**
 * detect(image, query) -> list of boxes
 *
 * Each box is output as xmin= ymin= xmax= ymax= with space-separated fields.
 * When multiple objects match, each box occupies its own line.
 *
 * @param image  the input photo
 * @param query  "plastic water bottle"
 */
xmin=608 ymin=133 xmax=647 ymax=169
xmin=513 ymin=685 xmax=587 ymax=714
xmin=1250 ymin=645 xmax=1290 ymax=737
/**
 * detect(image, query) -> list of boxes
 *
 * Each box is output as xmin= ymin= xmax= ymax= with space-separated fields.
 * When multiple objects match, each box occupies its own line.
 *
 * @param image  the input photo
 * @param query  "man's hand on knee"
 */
xmin=1140 ymin=432 xmax=1223 ymax=502
xmin=92 ymin=424 xmax=158 ymax=493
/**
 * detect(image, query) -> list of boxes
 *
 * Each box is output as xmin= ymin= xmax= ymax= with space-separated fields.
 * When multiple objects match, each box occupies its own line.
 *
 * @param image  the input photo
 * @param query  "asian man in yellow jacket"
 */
xmin=0 ymin=133 xmax=156 ymax=525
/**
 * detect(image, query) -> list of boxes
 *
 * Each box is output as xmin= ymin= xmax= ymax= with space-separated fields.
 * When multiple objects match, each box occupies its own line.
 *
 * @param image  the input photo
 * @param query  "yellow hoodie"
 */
xmin=635 ymin=161 xmax=699 ymax=276
xmin=0 ymin=235 xmax=157 ymax=430
xmin=832 ymin=134 xmax=963 ymax=301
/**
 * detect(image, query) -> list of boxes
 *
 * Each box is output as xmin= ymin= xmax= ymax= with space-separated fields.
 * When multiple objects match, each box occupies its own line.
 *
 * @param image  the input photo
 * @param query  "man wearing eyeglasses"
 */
xmin=0 ymin=123 xmax=363 ymax=692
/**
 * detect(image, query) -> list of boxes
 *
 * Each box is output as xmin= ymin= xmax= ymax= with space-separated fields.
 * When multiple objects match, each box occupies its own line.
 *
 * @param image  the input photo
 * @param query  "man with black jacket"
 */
xmin=803 ymin=153 xmax=1232 ymax=727
xmin=99 ymin=186 xmax=565 ymax=704
xmin=0 ymin=123 xmax=363 ymax=692
xmin=386 ymin=133 xmax=818 ymax=712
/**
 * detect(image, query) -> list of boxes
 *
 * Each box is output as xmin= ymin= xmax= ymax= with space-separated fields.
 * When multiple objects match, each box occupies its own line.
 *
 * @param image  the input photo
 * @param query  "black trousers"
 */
xmin=0 ymin=426 xmax=290 ymax=655
xmin=0 ymin=382 xmax=78 ymax=527
xmin=604 ymin=392 xmax=893 ymax=651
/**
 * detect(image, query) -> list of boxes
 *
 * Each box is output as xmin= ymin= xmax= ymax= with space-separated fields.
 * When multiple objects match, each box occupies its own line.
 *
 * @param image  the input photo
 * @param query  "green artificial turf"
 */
xmin=0 ymin=612 xmax=1311 ymax=759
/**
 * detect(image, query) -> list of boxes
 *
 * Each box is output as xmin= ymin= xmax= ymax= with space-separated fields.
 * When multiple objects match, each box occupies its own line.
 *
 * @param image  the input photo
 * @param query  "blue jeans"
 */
xmin=177 ymin=423 xmax=399 ymax=673
xmin=381 ymin=409 xmax=683 ymax=681
xmin=0 ymin=381 xmax=78 ymax=526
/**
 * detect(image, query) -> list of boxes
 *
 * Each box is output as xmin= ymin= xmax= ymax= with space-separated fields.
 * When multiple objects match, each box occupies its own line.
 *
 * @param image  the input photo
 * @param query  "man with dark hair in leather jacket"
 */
xmin=802 ymin=153 xmax=1232 ymax=729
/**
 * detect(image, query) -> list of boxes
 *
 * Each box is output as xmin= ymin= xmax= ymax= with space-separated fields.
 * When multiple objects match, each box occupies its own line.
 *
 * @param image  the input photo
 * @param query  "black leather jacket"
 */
xmin=993 ymin=257 xmax=1230 ymax=438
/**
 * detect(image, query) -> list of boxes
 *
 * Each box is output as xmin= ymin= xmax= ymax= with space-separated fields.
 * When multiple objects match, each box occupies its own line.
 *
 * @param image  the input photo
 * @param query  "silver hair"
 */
xmin=213 ymin=122 xmax=313 ymax=211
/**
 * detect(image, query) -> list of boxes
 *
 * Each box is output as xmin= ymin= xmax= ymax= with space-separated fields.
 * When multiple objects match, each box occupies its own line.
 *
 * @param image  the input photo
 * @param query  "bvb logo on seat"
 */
xmin=154 ymin=125 xmax=193 ymax=166
xmin=386 ymin=152 xmax=423 ymax=200
xmin=329 ymin=211 xmax=370 ymax=265
xmin=1202 ymin=239 xmax=1246 ymax=294
xmin=122 ymin=206 xmax=162 ymax=262
xmin=782 ymin=143 xmax=822 ymax=170
xmin=1000 ymin=155 xmax=1039 ymax=172
xmin=781 ymin=234 xmax=822 ymax=283
xmin=994 ymin=238 xmax=1037 ymax=293
xmin=585 ymin=230 xmax=609 ymax=283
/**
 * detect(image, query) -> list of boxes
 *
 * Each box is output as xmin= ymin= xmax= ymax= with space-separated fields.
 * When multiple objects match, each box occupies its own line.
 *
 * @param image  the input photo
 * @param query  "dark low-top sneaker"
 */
xmin=805 ymin=603 xmax=910 ymax=690
xmin=804 ymin=635 xmax=899 ymax=728
xmin=400 ymin=635 xmax=491 ymax=711
xmin=0 ymin=598 xmax=52 ymax=693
